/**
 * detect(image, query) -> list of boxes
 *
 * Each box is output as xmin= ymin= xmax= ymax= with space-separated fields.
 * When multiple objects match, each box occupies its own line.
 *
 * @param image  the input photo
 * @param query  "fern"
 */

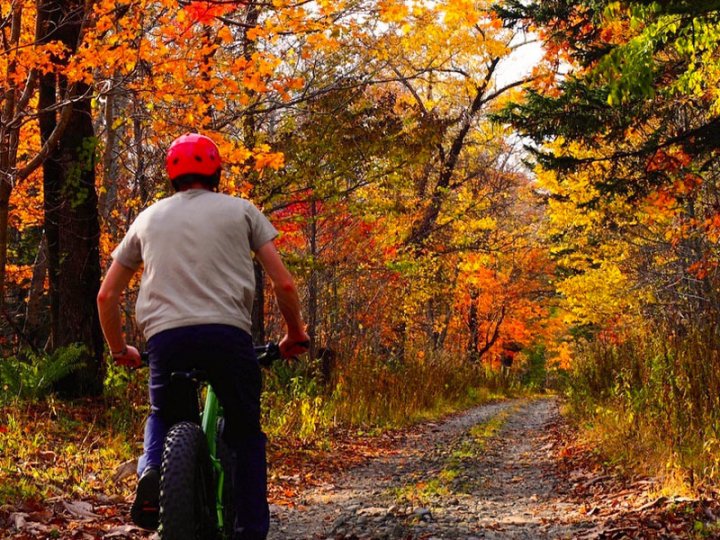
xmin=0 ymin=344 xmax=86 ymax=402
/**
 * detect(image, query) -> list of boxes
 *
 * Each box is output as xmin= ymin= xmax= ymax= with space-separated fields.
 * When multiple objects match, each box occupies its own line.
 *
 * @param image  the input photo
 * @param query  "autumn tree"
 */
xmin=0 ymin=0 xmax=107 ymax=394
xmin=498 ymin=0 xmax=720 ymax=327
xmin=494 ymin=0 xmax=720 ymax=479
xmin=2 ymin=0 xmax=559 ymax=397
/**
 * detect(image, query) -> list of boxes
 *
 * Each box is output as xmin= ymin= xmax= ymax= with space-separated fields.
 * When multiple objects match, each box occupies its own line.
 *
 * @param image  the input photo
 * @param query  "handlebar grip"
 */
xmin=256 ymin=342 xmax=280 ymax=367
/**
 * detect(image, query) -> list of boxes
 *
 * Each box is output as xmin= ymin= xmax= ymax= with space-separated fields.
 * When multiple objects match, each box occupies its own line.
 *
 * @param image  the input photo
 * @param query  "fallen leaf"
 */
xmin=38 ymin=450 xmax=57 ymax=462
xmin=63 ymin=500 xmax=100 ymax=519
xmin=638 ymin=496 xmax=667 ymax=511
xmin=10 ymin=512 xmax=27 ymax=530
xmin=105 ymin=524 xmax=143 ymax=537
xmin=113 ymin=459 xmax=138 ymax=483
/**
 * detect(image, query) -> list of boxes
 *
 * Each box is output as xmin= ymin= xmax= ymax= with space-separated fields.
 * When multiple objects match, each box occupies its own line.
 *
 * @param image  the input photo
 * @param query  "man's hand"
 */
xmin=113 ymin=345 xmax=142 ymax=369
xmin=279 ymin=333 xmax=310 ymax=359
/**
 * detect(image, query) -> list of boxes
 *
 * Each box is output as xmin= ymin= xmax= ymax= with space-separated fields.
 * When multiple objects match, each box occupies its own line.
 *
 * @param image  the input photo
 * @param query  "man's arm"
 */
xmin=97 ymin=260 xmax=142 ymax=366
xmin=254 ymin=241 xmax=310 ymax=356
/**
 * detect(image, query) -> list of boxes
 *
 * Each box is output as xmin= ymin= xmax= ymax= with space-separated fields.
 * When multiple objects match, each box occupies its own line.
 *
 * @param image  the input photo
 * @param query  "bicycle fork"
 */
xmin=200 ymin=387 xmax=227 ymax=530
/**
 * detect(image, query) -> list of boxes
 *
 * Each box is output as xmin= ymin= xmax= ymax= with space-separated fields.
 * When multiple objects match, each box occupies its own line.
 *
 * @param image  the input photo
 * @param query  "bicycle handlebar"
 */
xmin=255 ymin=342 xmax=280 ymax=367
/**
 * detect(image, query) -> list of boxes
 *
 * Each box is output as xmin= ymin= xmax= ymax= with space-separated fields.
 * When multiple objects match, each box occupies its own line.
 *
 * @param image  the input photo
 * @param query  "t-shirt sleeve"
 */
xmin=245 ymin=202 xmax=278 ymax=251
xmin=111 ymin=220 xmax=143 ymax=270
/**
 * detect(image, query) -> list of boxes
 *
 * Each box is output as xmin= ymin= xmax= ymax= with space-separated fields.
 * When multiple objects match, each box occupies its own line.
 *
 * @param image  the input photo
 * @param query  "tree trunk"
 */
xmin=100 ymin=77 xmax=118 ymax=219
xmin=0 ymin=181 xmax=10 ymax=307
xmin=251 ymin=259 xmax=265 ymax=345
xmin=467 ymin=288 xmax=479 ymax=362
xmin=477 ymin=305 xmax=505 ymax=362
xmin=40 ymin=0 xmax=104 ymax=396
xmin=45 ymin=84 xmax=104 ymax=396
xmin=307 ymin=198 xmax=318 ymax=358
xmin=0 ymin=1 xmax=24 ymax=308
xmin=23 ymin=235 xmax=49 ymax=348
xmin=244 ymin=0 xmax=266 ymax=343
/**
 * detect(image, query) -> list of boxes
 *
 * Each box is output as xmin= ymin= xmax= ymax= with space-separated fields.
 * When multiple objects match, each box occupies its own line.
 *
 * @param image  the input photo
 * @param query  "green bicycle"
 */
xmin=152 ymin=342 xmax=283 ymax=539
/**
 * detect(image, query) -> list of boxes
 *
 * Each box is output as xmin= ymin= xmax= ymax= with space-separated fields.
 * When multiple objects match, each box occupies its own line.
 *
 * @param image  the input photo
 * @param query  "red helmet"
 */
xmin=166 ymin=133 xmax=221 ymax=180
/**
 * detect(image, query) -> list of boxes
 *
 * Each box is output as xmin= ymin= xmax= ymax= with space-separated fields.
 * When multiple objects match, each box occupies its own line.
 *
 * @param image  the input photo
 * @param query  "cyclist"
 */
xmin=97 ymin=133 xmax=310 ymax=539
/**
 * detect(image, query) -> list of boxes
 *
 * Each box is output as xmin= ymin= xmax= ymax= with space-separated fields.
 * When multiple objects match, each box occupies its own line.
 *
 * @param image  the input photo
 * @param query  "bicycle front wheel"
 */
xmin=159 ymin=421 xmax=217 ymax=540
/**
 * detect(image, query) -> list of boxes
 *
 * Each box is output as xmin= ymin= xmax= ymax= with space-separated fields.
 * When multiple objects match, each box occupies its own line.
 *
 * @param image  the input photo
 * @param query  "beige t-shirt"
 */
xmin=112 ymin=189 xmax=278 ymax=339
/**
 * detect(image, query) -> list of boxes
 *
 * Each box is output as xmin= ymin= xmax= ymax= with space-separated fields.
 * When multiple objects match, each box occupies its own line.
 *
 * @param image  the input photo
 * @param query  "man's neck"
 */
xmin=179 ymin=182 xmax=211 ymax=191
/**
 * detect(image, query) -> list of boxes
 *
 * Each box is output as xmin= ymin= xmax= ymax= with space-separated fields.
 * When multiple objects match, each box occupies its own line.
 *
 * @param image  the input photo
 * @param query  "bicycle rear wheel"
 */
xmin=159 ymin=421 xmax=217 ymax=539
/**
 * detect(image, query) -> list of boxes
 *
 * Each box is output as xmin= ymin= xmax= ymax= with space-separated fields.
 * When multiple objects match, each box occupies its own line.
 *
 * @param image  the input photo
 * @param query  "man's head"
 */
xmin=166 ymin=133 xmax=221 ymax=192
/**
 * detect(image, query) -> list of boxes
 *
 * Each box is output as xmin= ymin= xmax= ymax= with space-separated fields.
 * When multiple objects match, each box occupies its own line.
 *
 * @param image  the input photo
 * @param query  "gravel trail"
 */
xmin=268 ymin=397 xmax=594 ymax=539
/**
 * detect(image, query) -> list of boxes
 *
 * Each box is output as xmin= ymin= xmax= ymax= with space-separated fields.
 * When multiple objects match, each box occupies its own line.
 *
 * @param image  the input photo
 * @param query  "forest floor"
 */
xmin=2 ymin=396 xmax=720 ymax=539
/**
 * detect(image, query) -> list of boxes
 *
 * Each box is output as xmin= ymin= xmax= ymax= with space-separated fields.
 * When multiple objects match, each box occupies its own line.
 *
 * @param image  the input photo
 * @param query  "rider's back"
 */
xmin=112 ymin=189 xmax=277 ymax=339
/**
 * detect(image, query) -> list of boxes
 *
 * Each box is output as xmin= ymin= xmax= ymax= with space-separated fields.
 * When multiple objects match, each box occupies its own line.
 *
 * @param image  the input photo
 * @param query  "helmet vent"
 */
xmin=173 ymin=158 xmax=179 ymax=165
xmin=195 ymin=155 xmax=203 ymax=162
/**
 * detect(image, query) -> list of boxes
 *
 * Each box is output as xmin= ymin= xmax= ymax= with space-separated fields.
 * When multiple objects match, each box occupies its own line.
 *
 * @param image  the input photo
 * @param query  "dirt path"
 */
xmin=4 ymin=395 xmax=716 ymax=538
xmin=268 ymin=397 xmax=595 ymax=539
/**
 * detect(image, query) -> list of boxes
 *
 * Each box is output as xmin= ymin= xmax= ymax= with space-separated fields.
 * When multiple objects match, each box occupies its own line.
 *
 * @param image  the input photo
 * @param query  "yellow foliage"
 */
xmin=556 ymin=262 xmax=632 ymax=326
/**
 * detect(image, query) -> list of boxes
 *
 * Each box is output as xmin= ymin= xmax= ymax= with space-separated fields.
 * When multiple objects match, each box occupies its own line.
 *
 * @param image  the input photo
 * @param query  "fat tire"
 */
xmin=159 ymin=421 xmax=217 ymax=540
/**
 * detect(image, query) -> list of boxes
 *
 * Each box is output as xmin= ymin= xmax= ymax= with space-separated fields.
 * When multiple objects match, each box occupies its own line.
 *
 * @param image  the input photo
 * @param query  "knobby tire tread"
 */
xmin=159 ymin=421 xmax=216 ymax=540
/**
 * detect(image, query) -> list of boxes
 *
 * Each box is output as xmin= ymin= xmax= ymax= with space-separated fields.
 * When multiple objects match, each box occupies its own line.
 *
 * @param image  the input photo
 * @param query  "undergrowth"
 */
xmin=0 ymin=346 xmax=149 ymax=506
xmin=262 ymin=345 xmax=524 ymax=446
xmin=0 ymin=345 xmax=86 ymax=403
xmin=565 ymin=326 xmax=720 ymax=496
xmin=0 ymin=397 xmax=140 ymax=505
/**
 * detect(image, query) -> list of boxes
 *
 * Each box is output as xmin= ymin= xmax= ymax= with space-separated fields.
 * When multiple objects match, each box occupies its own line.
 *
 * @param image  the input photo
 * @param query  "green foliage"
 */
xmin=102 ymin=362 xmax=149 ymax=434
xmin=520 ymin=345 xmax=548 ymax=391
xmin=0 ymin=345 xmax=86 ymax=403
xmin=64 ymin=136 xmax=99 ymax=208
xmin=498 ymin=0 xmax=720 ymax=194
xmin=103 ymin=357 xmax=136 ymax=398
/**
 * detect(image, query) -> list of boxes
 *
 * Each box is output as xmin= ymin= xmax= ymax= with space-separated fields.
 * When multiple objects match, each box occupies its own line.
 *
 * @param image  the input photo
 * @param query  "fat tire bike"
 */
xmin=148 ymin=342 xmax=283 ymax=540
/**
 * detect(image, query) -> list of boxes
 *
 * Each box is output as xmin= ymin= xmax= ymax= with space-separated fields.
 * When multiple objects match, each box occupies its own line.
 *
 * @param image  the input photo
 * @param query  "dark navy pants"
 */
xmin=138 ymin=324 xmax=269 ymax=540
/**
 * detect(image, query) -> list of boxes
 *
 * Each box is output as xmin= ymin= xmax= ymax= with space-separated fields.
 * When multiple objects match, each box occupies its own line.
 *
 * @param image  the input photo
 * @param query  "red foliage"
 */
xmin=184 ymin=1 xmax=237 ymax=24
